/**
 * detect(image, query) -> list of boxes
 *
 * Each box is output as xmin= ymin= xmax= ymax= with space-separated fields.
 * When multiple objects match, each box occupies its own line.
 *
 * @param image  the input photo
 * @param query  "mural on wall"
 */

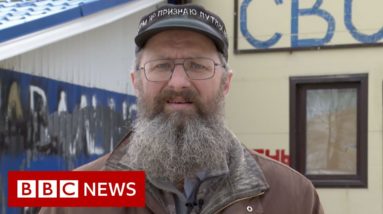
xmin=0 ymin=68 xmax=136 ymax=214
xmin=236 ymin=0 xmax=383 ymax=51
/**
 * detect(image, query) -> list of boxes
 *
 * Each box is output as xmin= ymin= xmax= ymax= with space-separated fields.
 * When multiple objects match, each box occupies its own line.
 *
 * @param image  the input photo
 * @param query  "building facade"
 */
xmin=192 ymin=0 xmax=383 ymax=213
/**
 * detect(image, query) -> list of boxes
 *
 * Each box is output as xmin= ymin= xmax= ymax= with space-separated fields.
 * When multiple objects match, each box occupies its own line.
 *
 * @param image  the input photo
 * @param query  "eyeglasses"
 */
xmin=137 ymin=58 xmax=226 ymax=82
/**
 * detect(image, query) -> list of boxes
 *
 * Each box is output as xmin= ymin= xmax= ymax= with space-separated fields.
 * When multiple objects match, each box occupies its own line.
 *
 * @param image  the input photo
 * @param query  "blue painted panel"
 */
xmin=0 ymin=68 xmax=136 ymax=214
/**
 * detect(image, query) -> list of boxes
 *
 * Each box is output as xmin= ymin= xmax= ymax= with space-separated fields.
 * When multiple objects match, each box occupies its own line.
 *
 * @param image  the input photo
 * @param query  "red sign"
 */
xmin=8 ymin=171 xmax=145 ymax=207
xmin=254 ymin=149 xmax=290 ymax=165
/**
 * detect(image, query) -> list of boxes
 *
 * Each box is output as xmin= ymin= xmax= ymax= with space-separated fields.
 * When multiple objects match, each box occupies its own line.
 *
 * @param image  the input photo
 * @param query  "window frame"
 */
xmin=290 ymin=74 xmax=368 ymax=188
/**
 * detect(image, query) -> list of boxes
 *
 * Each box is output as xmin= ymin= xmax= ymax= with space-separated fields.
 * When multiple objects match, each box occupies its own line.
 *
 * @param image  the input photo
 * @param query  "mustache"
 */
xmin=157 ymin=89 xmax=199 ymax=103
xmin=141 ymin=88 xmax=202 ymax=119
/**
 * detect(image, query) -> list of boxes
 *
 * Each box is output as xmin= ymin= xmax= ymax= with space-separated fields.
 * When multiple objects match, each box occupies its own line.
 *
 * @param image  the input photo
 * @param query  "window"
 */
xmin=290 ymin=74 xmax=368 ymax=188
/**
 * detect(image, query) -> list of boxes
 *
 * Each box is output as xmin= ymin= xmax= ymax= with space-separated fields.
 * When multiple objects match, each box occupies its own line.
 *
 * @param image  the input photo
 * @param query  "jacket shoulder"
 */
xmin=251 ymin=151 xmax=310 ymax=184
xmin=73 ymin=131 xmax=132 ymax=171
xmin=251 ymin=151 xmax=316 ymax=191
xmin=249 ymin=151 xmax=324 ymax=214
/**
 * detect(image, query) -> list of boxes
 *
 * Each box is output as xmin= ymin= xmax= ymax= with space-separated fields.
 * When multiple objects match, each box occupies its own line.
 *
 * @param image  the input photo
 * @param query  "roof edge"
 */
xmin=0 ymin=0 xmax=164 ymax=61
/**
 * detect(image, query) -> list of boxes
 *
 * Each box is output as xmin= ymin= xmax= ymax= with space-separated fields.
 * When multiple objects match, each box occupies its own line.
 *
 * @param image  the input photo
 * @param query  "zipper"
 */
xmin=211 ymin=192 xmax=265 ymax=214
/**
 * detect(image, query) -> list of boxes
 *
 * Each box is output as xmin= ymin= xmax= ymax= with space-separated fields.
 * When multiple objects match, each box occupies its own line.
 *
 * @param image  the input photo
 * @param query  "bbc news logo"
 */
xmin=17 ymin=180 xmax=79 ymax=198
xmin=8 ymin=171 xmax=145 ymax=207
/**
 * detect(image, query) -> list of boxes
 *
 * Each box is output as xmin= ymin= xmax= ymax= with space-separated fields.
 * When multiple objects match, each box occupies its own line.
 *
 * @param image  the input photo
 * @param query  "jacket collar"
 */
xmin=199 ymin=137 xmax=269 ymax=214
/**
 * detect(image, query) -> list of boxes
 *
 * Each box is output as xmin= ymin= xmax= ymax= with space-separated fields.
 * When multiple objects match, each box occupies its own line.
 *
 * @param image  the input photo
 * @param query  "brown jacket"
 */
xmin=39 ymin=135 xmax=324 ymax=214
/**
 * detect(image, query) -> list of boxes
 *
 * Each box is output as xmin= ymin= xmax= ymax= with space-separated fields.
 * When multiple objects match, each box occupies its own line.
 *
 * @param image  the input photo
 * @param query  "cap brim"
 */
xmin=135 ymin=18 xmax=226 ymax=55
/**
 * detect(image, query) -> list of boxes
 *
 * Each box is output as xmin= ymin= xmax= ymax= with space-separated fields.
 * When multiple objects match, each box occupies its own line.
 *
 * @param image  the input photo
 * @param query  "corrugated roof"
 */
xmin=0 ymin=0 xmax=133 ymax=43
xmin=0 ymin=0 xmax=164 ymax=61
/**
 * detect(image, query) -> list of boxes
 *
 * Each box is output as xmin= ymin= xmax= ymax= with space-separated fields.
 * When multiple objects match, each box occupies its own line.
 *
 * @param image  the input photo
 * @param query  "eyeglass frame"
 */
xmin=136 ymin=57 xmax=227 ymax=82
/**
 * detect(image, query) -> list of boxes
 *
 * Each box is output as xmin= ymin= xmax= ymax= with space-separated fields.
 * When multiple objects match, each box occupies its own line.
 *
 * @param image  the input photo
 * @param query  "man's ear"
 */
xmin=223 ymin=70 xmax=233 ymax=96
xmin=131 ymin=72 xmax=140 ymax=96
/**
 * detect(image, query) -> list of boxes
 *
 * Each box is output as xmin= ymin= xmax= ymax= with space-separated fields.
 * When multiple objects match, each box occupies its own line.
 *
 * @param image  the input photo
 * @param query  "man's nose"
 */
xmin=166 ymin=64 xmax=191 ymax=90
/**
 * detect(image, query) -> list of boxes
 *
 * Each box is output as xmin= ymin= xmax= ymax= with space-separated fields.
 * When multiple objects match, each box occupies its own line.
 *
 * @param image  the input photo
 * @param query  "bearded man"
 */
xmin=40 ymin=3 xmax=323 ymax=214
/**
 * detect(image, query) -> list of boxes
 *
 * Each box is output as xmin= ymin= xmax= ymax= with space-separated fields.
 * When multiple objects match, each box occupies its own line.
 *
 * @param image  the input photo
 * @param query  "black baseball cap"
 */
xmin=135 ymin=4 xmax=229 ymax=60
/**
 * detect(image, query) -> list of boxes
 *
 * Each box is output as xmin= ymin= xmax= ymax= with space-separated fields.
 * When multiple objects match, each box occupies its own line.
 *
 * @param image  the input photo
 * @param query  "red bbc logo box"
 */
xmin=8 ymin=171 xmax=145 ymax=207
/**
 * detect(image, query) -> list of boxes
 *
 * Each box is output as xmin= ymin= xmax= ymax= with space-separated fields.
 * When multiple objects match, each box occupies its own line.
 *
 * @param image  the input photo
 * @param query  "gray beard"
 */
xmin=125 ymin=104 xmax=234 ymax=183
